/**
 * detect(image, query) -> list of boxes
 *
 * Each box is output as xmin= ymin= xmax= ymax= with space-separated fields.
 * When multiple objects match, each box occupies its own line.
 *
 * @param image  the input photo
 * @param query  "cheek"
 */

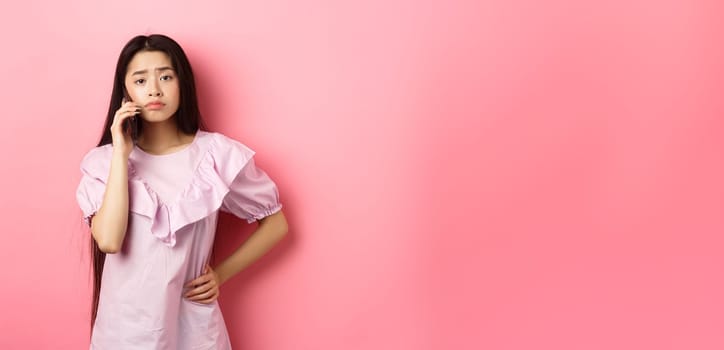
xmin=126 ymin=85 xmax=142 ymax=99
xmin=170 ymin=86 xmax=181 ymax=103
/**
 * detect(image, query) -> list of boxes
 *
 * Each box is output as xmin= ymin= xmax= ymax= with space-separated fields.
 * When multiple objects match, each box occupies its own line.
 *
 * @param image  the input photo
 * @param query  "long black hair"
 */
xmin=90 ymin=33 xmax=207 ymax=332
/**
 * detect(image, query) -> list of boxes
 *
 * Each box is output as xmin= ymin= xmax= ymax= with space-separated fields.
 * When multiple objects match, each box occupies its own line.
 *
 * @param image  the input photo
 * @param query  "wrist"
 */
xmin=112 ymin=147 xmax=131 ymax=160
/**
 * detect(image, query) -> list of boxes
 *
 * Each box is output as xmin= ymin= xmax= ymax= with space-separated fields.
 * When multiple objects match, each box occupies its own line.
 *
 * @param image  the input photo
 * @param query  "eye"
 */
xmin=134 ymin=78 xmax=145 ymax=85
xmin=161 ymin=75 xmax=173 ymax=81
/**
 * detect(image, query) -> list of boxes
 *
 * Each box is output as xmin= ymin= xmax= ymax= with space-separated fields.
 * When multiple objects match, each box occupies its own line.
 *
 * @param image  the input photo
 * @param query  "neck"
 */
xmin=137 ymin=118 xmax=192 ymax=154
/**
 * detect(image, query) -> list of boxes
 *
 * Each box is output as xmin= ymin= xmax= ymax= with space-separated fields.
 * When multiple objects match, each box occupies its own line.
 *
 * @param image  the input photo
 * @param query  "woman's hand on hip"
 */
xmin=184 ymin=263 xmax=220 ymax=304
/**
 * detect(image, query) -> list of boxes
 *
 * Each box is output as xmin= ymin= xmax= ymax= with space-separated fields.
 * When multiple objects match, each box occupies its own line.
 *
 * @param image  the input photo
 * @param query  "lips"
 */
xmin=145 ymin=102 xmax=165 ymax=109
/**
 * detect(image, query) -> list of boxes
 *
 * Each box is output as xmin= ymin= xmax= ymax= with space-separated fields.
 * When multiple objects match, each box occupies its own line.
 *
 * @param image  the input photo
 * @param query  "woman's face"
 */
xmin=124 ymin=50 xmax=180 ymax=124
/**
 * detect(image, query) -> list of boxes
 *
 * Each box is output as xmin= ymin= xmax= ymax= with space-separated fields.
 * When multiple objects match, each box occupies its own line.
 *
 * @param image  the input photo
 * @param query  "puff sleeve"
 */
xmin=75 ymin=147 xmax=110 ymax=226
xmin=220 ymin=156 xmax=283 ymax=223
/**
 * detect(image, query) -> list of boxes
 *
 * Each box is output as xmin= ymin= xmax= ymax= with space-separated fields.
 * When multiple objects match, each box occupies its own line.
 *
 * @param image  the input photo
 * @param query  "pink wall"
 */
xmin=0 ymin=0 xmax=723 ymax=349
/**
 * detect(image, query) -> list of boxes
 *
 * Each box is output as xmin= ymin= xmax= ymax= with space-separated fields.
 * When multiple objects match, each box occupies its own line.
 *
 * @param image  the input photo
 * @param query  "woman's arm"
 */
xmin=90 ymin=150 xmax=130 ymax=254
xmin=90 ymin=99 xmax=141 ymax=253
xmin=215 ymin=210 xmax=289 ymax=285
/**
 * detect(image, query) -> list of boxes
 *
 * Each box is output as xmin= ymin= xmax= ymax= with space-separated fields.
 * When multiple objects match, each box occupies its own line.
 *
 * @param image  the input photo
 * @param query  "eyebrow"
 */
xmin=130 ymin=66 xmax=175 ymax=76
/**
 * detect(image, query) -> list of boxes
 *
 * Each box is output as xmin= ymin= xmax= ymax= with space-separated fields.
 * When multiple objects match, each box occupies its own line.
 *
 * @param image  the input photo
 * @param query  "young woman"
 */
xmin=75 ymin=34 xmax=288 ymax=349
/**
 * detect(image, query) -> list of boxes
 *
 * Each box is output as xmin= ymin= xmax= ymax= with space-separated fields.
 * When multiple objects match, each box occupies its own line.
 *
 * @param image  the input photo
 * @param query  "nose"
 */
xmin=148 ymin=80 xmax=163 ymax=97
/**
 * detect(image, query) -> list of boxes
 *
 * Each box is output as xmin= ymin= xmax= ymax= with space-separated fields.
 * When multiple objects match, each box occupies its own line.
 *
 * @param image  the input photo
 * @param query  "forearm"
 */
xmin=215 ymin=211 xmax=289 ymax=285
xmin=91 ymin=151 xmax=130 ymax=253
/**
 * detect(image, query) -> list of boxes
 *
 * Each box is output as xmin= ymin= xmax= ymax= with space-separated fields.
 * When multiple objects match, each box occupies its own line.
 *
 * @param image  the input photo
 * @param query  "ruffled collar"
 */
xmin=124 ymin=130 xmax=255 ymax=247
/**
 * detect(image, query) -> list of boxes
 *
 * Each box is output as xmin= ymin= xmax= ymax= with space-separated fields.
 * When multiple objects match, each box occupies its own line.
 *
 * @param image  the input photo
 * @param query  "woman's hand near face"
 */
xmin=110 ymin=98 xmax=140 ymax=157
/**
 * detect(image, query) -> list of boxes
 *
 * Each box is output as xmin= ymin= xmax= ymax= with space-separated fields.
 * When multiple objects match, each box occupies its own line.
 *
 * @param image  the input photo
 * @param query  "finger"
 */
xmin=118 ymin=101 xmax=138 ymax=112
xmin=125 ymin=105 xmax=142 ymax=113
xmin=188 ymin=277 xmax=218 ymax=294
xmin=185 ymin=280 xmax=217 ymax=297
xmin=186 ymin=279 xmax=215 ymax=288
xmin=189 ymin=288 xmax=218 ymax=302
xmin=184 ymin=277 xmax=203 ymax=289
xmin=185 ymin=273 xmax=214 ymax=288
xmin=114 ymin=111 xmax=140 ymax=126
xmin=196 ymin=295 xmax=218 ymax=304
xmin=124 ymin=108 xmax=140 ymax=117
xmin=190 ymin=297 xmax=215 ymax=305
xmin=116 ymin=107 xmax=140 ymax=117
xmin=206 ymin=289 xmax=220 ymax=303
xmin=185 ymin=276 xmax=216 ymax=292
xmin=118 ymin=107 xmax=141 ymax=119
xmin=186 ymin=286 xmax=217 ymax=300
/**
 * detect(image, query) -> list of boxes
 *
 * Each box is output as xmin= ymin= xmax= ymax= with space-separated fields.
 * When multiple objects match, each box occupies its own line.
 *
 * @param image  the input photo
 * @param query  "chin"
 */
xmin=141 ymin=113 xmax=176 ymax=123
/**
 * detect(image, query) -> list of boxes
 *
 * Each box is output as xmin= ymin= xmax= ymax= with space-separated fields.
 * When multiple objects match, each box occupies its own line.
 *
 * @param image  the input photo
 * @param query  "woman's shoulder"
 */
xmin=199 ymin=130 xmax=256 ymax=157
xmin=79 ymin=144 xmax=113 ymax=177
xmin=80 ymin=144 xmax=113 ymax=166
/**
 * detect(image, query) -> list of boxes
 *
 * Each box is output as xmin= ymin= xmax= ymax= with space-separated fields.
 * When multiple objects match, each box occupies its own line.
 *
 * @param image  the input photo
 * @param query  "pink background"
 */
xmin=1 ymin=0 xmax=723 ymax=349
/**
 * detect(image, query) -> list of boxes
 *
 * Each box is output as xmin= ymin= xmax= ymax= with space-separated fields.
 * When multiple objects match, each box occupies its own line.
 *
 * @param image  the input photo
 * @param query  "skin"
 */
xmin=92 ymin=50 xmax=289 ymax=305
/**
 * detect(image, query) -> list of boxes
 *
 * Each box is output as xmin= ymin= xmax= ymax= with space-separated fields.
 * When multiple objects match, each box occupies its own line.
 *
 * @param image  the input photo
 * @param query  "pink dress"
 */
xmin=75 ymin=130 xmax=283 ymax=349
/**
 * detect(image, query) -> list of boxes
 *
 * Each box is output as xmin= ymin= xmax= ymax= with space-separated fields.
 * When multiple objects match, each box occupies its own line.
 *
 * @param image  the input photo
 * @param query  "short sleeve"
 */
xmin=75 ymin=147 xmax=110 ymax=226
xmin=220 ymin=157 xmax=283 ymax=223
